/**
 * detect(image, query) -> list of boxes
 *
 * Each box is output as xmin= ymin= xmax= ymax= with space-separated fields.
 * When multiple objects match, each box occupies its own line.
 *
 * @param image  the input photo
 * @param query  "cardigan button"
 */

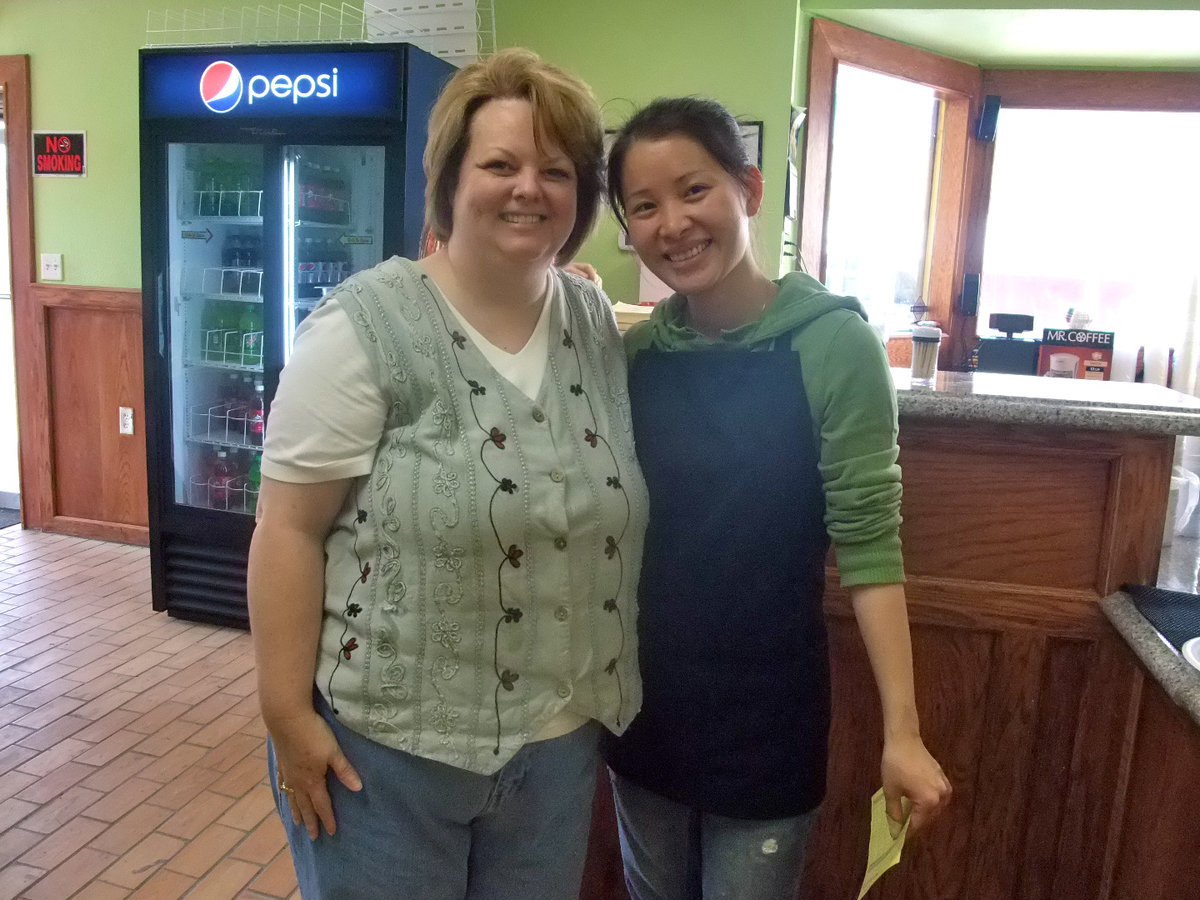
xmin=550 ymin=470 xmax=564 ymax=483
xmin=532 ymin=408 xmax=546 ymax=423
xmin=554 ymin=605 xmax=570 ymax=622
xmin=556 ymin=683 xmax=572 ymax=698
xmin=553 ymin=536 xmax=567 ymax=550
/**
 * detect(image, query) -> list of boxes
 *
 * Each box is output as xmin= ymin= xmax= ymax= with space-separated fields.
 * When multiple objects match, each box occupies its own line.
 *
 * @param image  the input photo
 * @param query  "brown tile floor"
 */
xmin=0 ymin=525 xmax=299 ymax=900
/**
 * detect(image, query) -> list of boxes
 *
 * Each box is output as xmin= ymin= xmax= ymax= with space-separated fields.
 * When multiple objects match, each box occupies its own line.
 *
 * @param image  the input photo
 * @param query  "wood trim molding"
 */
xmin=43 ymin=515 xmax=148 ymax=546
xmin=2 ymin=56 xmax=33 ymax=528
xmin=982 ymin=69 xmax=1200 ymax=112
xmin=31 ymin=283 xmax=141 ymax=312
xmin=800 ymin=19 xmax=983 ymax=361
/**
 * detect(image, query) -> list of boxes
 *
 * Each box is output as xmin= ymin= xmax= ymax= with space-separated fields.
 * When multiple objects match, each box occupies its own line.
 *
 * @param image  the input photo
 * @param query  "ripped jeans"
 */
xmin=609 ymin=769 xmax=819 ymax=900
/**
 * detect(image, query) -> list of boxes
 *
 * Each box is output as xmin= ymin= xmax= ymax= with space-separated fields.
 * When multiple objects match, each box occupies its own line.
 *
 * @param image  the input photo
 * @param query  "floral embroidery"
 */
xmin=430 ymin=700 xmax=460 ymax=735
xmin=325 ymin=489 xmax=374 ymax=715
xmin=432 ymin=471 xmax=460 ymax=497
xmin=413 ymin=333 xmax=435 ymax=358
xmin=434 ymin=582 xmax=463 ymax=606
xmin=433 ymin=538 xmax=464 ymax=572
xmin=384 ymin=579 xmax=407 ymax=615
xmin=562 ymin=299 xmax=633 ymax=726
xmin=432 ymin=617 xmax=462 ymax=650
xmin=434 ymin=655 xmax=460 ymax=680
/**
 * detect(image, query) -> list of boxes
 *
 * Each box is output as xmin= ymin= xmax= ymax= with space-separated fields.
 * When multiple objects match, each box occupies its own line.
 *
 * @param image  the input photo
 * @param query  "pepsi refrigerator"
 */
xmin=139 ymin=44 xmax=454 ymax=626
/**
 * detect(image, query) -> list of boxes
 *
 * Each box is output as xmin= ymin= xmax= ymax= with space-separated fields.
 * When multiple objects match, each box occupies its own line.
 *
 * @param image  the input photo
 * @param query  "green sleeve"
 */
xmin=798 ymin=313 xmax=905 ymax=586
xmin=622 ymin=320 xmax=654 ymax=363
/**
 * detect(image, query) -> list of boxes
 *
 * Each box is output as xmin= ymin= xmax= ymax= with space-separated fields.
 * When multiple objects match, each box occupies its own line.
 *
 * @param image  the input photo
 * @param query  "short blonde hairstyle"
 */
xmin=423 ymin=48 xmax=604 ymax=262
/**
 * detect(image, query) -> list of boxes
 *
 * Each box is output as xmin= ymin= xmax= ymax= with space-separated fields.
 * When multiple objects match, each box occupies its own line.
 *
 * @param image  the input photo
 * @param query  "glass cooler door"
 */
xmin=282 ymin=144 xmax=386 ymax=360
xmin=166 ymin=142 xmax=266 ymax=517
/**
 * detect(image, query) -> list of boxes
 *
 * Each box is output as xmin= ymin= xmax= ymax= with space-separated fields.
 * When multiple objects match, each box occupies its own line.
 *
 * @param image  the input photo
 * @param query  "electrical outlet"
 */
xmin=119 ymin=406 xmax=135 ymax=435
xmin=40 ymin=253 xmax=63 ymax=281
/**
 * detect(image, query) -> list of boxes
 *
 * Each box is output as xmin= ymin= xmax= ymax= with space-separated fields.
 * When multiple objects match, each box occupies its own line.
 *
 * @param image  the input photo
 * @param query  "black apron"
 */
xmin=603 ymin=337 xmax=831 ymax=819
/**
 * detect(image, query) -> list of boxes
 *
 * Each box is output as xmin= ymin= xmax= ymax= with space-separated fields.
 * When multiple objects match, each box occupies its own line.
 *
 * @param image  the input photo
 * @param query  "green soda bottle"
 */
xmin=239 ymin=303 xmax=263 ymax=365
xmin=246 ymin=451 xmax=262 ymax=515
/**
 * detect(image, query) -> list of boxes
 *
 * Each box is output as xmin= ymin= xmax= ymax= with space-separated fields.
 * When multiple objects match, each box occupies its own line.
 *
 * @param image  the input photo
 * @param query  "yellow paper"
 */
xmin=857 ymin=789 xmax=911 ymax=899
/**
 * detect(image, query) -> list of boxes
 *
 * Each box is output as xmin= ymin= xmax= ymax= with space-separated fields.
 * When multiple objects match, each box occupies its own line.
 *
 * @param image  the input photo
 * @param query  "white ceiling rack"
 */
xmin=144 ymin=1 xmax=495 ymax=66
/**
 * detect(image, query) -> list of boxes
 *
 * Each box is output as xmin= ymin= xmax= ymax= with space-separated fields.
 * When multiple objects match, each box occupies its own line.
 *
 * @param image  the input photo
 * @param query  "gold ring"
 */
xmin=279 ymin=780 xmax=296 ymax=794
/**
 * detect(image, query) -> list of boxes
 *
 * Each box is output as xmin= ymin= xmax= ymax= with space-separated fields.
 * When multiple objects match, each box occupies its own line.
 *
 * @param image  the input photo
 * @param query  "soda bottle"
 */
xmin=325 ymin=165 xmax=349 ymax=224
xmin=193 ymin=447 xmax=216 ymax=507
xmin=246 ymin=450 xmax=262 ymax=515
xmin=299 ymin=238 xmax=316 ymax=287
xmin=200 ymin=300 xmax=217 ymax=359
xmin=239 ymin=303 xmax=263 ymax=364
xmin=197 ymin=157 xmax=218 ymax=217
xmin=334 ymin=238 xmax=351 ymax=282
xmin=209 ymin=448 xmax=236 ymax=509
xmin=250 ymin=378 xmax=265 ymax=442
xmin=204 ymin=301 xmax=228 ymax=361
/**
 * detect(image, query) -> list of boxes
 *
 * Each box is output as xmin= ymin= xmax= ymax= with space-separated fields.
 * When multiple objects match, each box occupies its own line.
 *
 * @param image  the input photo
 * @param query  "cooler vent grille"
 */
xmin=163 ymin=536 xmax=249 ymax=628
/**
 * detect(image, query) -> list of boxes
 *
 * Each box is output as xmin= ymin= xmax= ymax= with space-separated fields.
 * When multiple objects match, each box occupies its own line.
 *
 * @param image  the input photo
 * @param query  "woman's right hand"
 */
xmin=270 ymin=708 xmax=363 ymax=839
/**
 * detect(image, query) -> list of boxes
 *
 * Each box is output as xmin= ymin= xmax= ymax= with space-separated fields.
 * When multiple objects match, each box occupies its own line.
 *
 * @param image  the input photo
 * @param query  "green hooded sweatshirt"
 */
xmin=624 ymin=270 xmax=904 ymax=586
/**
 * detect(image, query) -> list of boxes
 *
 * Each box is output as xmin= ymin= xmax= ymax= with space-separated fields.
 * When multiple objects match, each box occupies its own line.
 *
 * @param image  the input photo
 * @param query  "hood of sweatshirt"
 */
xmin=628 ymin=271 xmax=870 ymax=352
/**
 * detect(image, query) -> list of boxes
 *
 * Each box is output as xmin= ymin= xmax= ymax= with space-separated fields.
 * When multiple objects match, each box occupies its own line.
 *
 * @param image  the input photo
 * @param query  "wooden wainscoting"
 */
xmin=16 ymin=283 xmax=148 ymax=544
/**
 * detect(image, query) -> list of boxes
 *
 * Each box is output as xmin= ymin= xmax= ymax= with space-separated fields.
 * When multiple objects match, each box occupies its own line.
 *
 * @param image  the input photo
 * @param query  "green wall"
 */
xmin=0 ymin=0 xmax=366 ymax=289
xmin=0 ymin=0 xmax=151 ymax=288
xmin=1 ymin=0 xmax=801 ymax=299
xmin=499 ymin=0 xmax=801 ymax=303
xmin=5 ymin=1 xmax=1182 ymax=295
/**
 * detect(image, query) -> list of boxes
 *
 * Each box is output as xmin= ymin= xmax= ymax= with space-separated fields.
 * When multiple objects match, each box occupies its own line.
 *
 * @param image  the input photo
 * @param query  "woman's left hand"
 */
xmin=881 ymin=733 xmax=952 ymax=834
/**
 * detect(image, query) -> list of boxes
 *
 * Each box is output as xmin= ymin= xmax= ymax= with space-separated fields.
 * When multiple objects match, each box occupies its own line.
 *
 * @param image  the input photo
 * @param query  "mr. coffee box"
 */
xmin=1037 ymin=328 xmax=1114 ymax=380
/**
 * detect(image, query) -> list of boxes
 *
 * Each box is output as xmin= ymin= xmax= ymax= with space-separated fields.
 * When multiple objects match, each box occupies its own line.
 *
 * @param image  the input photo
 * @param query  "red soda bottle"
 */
xmin=250 ymin=378 xmax=265 ymax=442
xmin=209 ymin=448 xmax=236 ymax=509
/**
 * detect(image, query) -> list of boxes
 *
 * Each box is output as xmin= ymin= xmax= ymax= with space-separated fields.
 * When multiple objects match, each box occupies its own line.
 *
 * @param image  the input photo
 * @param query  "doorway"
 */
xmin=0 ymin=84 xmax=19 ymax=526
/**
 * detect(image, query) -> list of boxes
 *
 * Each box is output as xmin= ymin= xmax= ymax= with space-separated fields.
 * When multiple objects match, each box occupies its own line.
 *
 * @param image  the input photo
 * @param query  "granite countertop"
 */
xmin=893 ymin=369 xmax=1200 ymax=435
xmin=1101 ymin=591 xmax=1200 ymax=727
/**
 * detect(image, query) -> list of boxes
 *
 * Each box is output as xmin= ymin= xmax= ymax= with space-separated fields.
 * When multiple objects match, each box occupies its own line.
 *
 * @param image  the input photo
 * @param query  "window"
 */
xmin=824 ymin=65 xmax=939 ymax=337
xmin=978 ymin=108 xmax=1200 ymax=380
xmin=801 ymin=19 xmax=1200 ymax=380
xmin=801 ymin=18 xmax=982 ymax=365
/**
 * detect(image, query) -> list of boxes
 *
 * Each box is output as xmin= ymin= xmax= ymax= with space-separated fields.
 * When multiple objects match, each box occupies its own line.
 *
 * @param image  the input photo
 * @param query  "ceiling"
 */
xmin=804 ymin=8 xmax=1200 ymax=68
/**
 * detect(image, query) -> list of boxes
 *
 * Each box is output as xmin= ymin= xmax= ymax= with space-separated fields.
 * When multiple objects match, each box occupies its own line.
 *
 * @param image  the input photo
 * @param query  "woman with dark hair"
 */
xmin=248 ymin=49 xmax=647 ymax=899
xmin=601 ymin=96 xmax=951 ymax=899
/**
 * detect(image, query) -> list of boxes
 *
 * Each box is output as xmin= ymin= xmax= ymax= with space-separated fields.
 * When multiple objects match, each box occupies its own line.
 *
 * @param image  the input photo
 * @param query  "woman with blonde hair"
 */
xmin=249 ymin=49 xmax=646 ymax=899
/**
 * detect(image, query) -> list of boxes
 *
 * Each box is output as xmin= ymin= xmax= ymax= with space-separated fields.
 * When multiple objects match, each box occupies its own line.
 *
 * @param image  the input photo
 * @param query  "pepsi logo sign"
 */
xmin=199 ymin=61 xmax=243 ymax=114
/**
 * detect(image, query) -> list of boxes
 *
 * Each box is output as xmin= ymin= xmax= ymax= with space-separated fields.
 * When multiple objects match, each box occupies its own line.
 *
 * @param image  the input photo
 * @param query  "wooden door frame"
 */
xmin=800 ymin=18 xmax=984 ymax=368
xmin=1 ymin=56 xmax=35 ymax=529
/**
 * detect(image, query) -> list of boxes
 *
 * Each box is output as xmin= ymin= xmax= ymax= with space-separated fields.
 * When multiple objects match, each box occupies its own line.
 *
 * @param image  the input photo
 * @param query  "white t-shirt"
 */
xmin=263 ymin=276 xmax=556 ymax=482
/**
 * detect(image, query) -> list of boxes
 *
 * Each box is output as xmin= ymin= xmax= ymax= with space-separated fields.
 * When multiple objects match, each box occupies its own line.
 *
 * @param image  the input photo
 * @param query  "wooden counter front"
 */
xmin=798 ymin=417 xmax=1173 ymax=900
xmin=580 ymin=402 xmax=1189 ymax=899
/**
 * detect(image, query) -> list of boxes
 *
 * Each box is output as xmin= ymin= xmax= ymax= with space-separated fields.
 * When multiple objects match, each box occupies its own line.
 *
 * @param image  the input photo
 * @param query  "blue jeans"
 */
xmin=610 ymin=770 xmax=819 ymax=900
xmin=268 ymin=698 xmax=601 ymax=900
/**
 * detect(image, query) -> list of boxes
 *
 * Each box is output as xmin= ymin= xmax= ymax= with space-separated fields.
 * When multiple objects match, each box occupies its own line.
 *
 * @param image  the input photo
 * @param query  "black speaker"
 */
xmin=976 ymin=95 xmax=1001 ymax=142
xmin=960 ymin=273 xmax=980 ymax=316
